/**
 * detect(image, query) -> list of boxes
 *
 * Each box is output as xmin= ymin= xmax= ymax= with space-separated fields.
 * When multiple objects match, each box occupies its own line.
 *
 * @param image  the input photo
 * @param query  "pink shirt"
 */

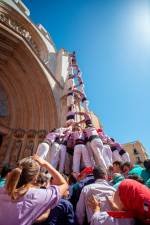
xmin=0 ymin=186 xmax=60 ymax=225
xmin=84 ymin=127 xmax=98 ymax=139
xmin=73 ymin=131 xmax=84 ymax=141
xmin=45 ymin=132 xmax=59 ymax=143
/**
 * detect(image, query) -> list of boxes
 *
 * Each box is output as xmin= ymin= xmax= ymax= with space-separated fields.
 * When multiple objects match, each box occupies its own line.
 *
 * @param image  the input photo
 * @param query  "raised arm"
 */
xmin=33 ymin=155 xmax=68 ymax=197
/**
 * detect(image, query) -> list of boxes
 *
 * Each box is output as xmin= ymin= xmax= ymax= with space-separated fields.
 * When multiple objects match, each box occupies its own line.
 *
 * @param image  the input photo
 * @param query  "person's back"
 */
xmin=70 ymin=173 xmax=94 ymax=210
xmin=0 ymin=155 xmax=68 ymax=225
xmin=0 ymin=186 xmax=60 ymax=225
xmin=48 ymin=199 xmax=75 ymax=225
xmin=76 ymin=166 xmax=115 ymax=225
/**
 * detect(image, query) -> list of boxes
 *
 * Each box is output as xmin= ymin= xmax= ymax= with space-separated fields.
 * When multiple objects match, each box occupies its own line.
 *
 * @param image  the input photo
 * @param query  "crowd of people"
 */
xmin=0 ymin=52 xmax=150 ymax=225
xmin=0 ymin=155 xmax=150 ymax=225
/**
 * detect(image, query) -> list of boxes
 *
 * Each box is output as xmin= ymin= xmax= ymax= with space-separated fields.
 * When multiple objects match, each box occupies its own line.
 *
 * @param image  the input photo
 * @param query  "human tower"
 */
xmin=37 ymin=52 xmax=130 ymax=177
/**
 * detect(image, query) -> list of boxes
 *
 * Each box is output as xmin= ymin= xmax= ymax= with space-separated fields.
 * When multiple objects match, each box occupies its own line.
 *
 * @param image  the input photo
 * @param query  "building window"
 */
xmin=133 ymin=148 xmax=139 ymax=155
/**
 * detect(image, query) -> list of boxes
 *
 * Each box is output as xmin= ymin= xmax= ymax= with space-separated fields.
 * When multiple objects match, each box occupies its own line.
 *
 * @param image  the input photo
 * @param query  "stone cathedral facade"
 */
xmin=0 ymin=0 xmax=148 ymax=168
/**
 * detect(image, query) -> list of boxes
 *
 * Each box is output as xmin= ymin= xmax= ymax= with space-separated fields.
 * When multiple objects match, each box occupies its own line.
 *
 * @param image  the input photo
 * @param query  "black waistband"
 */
xmin=54 ymin=138 xmax=61 ymax=144
xmin=84 ymin=137 xmax=89 ymax=143
xmin=89 ymin=135 xmax=99 ymax=142
xmin=110 ymin=146 xmax=118 ymax=152
xmin=119 ymin=149 xmax=126 ymax=156
xmin=82 ymin=97 xmax=87 ymax=102
xmin=66 ymin=115 xmax=75 ymax=120
xmin=67 ymin=92 xmax=73 ymax=96
xmin=61 ymin=140 xmax=67 ymax=146
xmin=43 ymin=140 xmax=51 ymax=145
xmin=75 ymin=139 xmax=85 ymax=145
xmin=67 ymin=147 xmax=74 ymax=155
xmin=85 ymin=119 xmax=93 ymax=126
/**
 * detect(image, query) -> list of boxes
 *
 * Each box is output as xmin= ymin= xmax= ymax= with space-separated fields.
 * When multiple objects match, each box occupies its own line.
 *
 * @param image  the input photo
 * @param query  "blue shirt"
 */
xmin=128 ymin=165 xmax=150 ymax=183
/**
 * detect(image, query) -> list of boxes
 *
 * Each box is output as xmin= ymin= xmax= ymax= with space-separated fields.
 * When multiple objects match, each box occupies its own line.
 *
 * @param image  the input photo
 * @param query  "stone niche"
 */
xmin=0 ymin=129 xmax=48 ymax=167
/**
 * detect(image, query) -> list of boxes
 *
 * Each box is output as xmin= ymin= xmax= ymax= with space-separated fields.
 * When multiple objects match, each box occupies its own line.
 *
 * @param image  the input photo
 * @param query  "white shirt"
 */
xmin=76 ymin=179 xmax=115 ymax=225
xmin=91 ymin=212 xmax=135 ymax=225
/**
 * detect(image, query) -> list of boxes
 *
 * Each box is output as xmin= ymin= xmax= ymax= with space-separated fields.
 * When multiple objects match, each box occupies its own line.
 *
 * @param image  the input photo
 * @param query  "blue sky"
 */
xmin=24 ymin=0 xmax=150 ymax=155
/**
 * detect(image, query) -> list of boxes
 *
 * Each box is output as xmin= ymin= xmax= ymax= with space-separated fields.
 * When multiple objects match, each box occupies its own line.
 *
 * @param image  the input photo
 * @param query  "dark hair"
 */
xmin=127 ymin=174 xmax=144 ymax=184
xmin=121 ymin=162 xmax=132 ymax=170
xmin=0 ymin=164 xmax=12 ymax=178
xmin=51 ymin=128 xmax=56 ymax=132
xmin=36 ymin=172 xmax=49 ymax=186
xmin=68 ymin=174 xmax=77 ymax=185
xmin=113 ymin=161 xmax=122 ymax=167
xmin=6 ymin=157 xmax=40 ymax=200
xmin=110 ymin=138 xmax=115 ymax=142
xmin=144 ymin=159 xmax=150 ymax=170
xmin=93 ymin=166 xmax=106 ymax=180
xmin=68 ymin=106 xmax=72 ymax=111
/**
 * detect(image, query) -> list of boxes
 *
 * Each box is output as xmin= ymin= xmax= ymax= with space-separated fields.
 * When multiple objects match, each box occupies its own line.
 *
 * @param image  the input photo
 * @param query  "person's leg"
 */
xmin=67 ymin=95 xmax=74 ymax=107
xmin=73 ymin=145 xmax=82 ymax=174
xmin=36 ymin=142 xmax=50 ymax=159
xmin=67 ymin=78 xmax=74 ymax=89
xmin=59 ymin=144 xmax=67 ymax=173
xmin=81 ymin=144 xmax=92 ymax=168
xmin=90 ymin=138 xmax=107 ymax=170
xmin=79 ymin=84 xmax=84 ymax=93
xmin=103 ymin=145 xmax=113 ymax=169
xmin=82 ymin=100 xmax=89 ymax=112
xmin=50 ymin=142 xmax=60 ymax=169
xmin=86 ymin=142 xmax=95 ymax=167
xmin=112 ymin=150 xmax=122 ymax=162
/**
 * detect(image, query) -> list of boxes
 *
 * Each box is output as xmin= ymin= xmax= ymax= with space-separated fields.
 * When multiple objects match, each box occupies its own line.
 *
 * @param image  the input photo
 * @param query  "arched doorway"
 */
xmin=0 ymin=16 xmax=59 ymax=166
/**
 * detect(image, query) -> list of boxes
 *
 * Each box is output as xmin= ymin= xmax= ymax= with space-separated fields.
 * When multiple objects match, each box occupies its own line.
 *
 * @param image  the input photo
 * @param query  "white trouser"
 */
xmin=90 ymin=138 xmax=107 ymax=170
xmin=65 ymin=153 xmax=73 ymax=175
xmin=82 ymin=100 xmax=89 ymax=112
xmin=73 ymin=144 xmax=92 ymax=173
xmin=79 ymin=84 xmax=85 ymax=93
xmin=86 ymin=141 xmax=95 ymax=167
xmin=121 ymin=152 xmax=130 ymax=162
xmin=50 ymin=142 xmax=60 ymax=169
xmin=67 ymin=78 xmax=74 ymax=89
xmin=103 ymin=145 xmax=113 ymax=169
xmin=67 ymin=95 xmax=74 ymax=107
xmin=112 ymin=150 xmax=122 ymax=162
xmin=37 ymin=142 xmax=50 ymax=159
xmin=59 ymin=144 xmax=67 ymax=173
